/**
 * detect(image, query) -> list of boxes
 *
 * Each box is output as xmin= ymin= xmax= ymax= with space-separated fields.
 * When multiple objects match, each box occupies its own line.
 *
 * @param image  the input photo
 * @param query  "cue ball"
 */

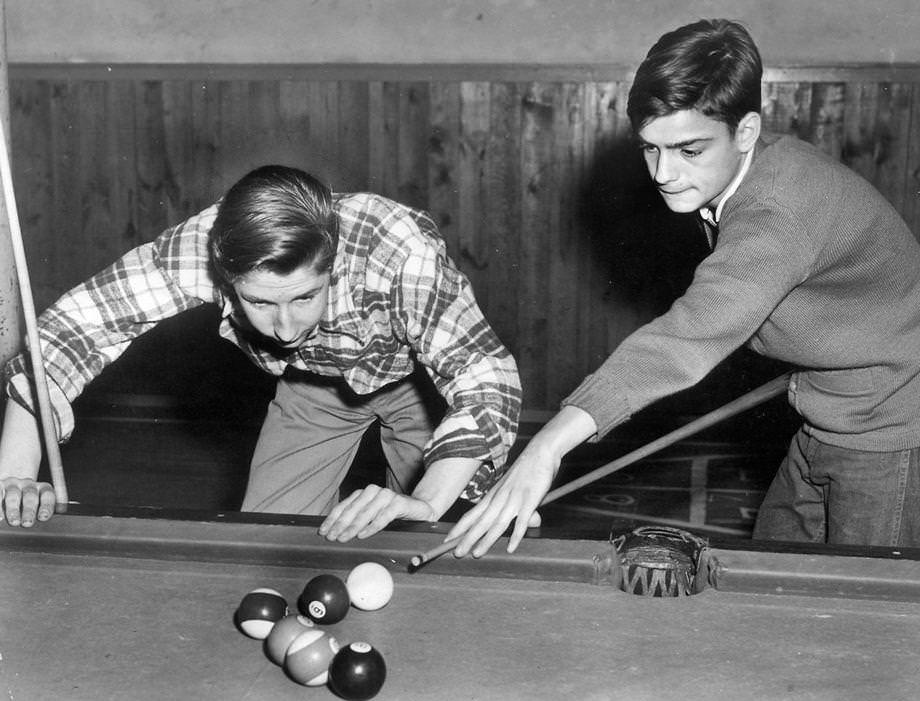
xmin=236 ymin=588 xmax=288 ymax=639
xmin=328 ymin=642 xmax=387 ymax=701
xmin=265 ymin=614 xmax=316 ymax=665
xmin=298 ymin=573 xmax=350 ymax=624
xmin=346 ymin=562 xmax=394 ymax=611
xmin=284 ymin=629 xmax=340 ymax=687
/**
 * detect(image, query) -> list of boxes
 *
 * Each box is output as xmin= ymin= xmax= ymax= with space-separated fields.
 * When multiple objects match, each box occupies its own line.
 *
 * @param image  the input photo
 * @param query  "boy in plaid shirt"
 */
xmin=0 ymin=165 xmax=521 ymax=542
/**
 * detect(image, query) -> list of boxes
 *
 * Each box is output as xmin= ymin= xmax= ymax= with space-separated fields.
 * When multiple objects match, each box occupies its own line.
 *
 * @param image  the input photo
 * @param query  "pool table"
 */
xmin=2 ymin=506 xmax=919 ymax=701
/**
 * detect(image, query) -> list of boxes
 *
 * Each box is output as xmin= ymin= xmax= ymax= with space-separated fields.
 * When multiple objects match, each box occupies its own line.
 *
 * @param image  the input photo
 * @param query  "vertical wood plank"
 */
xmin=546 ymin=82 xmax=582 ymax=403
xmin=396 ymin=82 xmax=429 ymax=211
xmin=810 ymin=83 xmax=846 ymax=158
xmin=427 ymin=81 xmax=461 ymax=266
xmin=842 ymin=82 xmax=879 ymax=183
xmin=278 ymin=79 xmax=315 ymax=177
xmin=904 ymin=84 xmax=920 ymax=238
xmin=457 ymin=81 xmax=490 ymax=302
xmin=483 ymin=81 xmax=522 ymax=359
xmin=337 ymin=81 xmax=370 ymax=191
xmin=10 ymin=80 xmax=55 ymax=308
xmin=518 ymin=81 xmax=556 ymax=408
xmin=873 ymin=83 xmax=913 ymax=217
xmin=761 ymin=82 xmax=812 ymax=139
xmin=49 ymin=80 xmax=82 ymax=289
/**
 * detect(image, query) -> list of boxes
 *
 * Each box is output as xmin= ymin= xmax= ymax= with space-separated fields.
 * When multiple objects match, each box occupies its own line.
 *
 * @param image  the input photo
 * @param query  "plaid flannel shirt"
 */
xmin=5 ymin=193 xmax=522 ymax=501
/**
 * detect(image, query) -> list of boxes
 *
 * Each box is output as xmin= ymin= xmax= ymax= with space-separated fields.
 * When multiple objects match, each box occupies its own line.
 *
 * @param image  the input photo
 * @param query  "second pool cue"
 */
xmin=409 ymin=371 xmax=792 ymax=569
xmin=0 ymin=118 xmax=69 ymax=511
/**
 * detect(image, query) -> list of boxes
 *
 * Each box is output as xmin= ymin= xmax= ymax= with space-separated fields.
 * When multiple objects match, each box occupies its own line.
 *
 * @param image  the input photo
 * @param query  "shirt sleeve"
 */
xmin=564 ymin=200 xmax=814 ymax=439
xmin=3 ymin=208 xmax=219 ymax=441
xmin=387 ymin=218 xmax=522 ymax=502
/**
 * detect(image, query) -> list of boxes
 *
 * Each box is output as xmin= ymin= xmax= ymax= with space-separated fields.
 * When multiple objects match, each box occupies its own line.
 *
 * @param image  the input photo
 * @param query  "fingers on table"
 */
xmin=2 ymin=480 xmax=55 ymax=527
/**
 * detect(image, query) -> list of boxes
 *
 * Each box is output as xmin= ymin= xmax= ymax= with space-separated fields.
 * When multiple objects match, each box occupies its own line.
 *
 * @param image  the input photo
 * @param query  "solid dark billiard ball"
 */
xmin=265 ymin=614 xmax=316 ymax=665
xmin=345 ymin=562 xmax=394 ymax=611
xmin=236 ymin=588 xmax=288 ymax=639
xmin=328 ymin=642 xmax=387 ymax=700
xmin=298 ymin=574 xmax=350 ymax=624
xmin=284 ymin=629 xmax=340 ymax=687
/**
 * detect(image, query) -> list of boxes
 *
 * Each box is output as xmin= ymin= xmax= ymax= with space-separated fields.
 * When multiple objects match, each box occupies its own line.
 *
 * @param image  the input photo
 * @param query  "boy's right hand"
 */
xmin=1 ymin=477 xmax=56 ymax=527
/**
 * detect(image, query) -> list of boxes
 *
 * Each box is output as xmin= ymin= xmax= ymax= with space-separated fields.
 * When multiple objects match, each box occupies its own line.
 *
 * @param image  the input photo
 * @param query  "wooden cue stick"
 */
xmin=409 ymin=371 xmax=792 ymax=568
xmin=0 ymin=119 xmax=69 ymax=511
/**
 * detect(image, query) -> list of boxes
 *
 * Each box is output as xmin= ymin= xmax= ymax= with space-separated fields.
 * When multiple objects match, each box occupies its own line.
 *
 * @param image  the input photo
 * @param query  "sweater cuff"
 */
xmin=561 ymin=372 xmax=631 ymax=441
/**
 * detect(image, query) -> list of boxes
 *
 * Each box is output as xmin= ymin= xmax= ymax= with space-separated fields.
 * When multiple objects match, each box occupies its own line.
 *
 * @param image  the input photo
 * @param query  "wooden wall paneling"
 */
xmin=590 ymin=81 xmax=630 ymax=366
xmin=48 ymin=81 xmax=85 ymax=289
xmin=79 ymin=80 xmax=118 ymax=267
xmin=367 ymin=81 xmax=400 ymax=201
xmin=761 ymin=82 xmax=812 ymax=140
xmin=456 ymin=81 xmax=490 ymax=304
xmin=873 ymin=83 xmax=913 ymax=220
xmin=215 ymin=80 xmax=247 ymax=194
xmin=545 ymin=81 xmax=583 ymax=404
xmin=518 ymin=82 xmax=556 ymax=408
xmin=278 ymin=80 xmax=317 ymax=183
xmin=245 ymin=80 xmax=280 ymax=171
xmin=396 ymin=82 xmax=429 ymax=212
xmin=10 ymin=79 xmax=55 ymax=309
xmin=907 ymin=85 xmax=920 ymax=236
xmin=810 ymin=82 xmax=846 ymax=159
xmin=161 ymin=80 xmax=200 ymax=224
xmin=842 ymin=82 xmax=881 ymax=184
xmin=427 ymin=81 xmax=461 ymax=281
xmin=336 ymin=81 xmax=370 ymax=192
xmin=137 ymin=80 xmax=181 ymax=243
xmin=305 ymin=80 xmax=341 ymax=186
xmin=187 ymin=80 xmax=223 ymax=208
xmin=483 ymin=81 xmax=522 ymax=359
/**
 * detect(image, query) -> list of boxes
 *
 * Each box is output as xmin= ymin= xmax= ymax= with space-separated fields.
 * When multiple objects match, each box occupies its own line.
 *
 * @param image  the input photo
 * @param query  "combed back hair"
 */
xmin=209 ymin=165 xmax=338 ymax=294
xmin=627 ymin=19 xmax=763 ymax=133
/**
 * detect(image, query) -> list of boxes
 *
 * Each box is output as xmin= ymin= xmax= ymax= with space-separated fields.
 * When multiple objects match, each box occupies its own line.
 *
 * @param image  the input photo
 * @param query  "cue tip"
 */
xmin=408 ymin=538 xmax=459 ymax=572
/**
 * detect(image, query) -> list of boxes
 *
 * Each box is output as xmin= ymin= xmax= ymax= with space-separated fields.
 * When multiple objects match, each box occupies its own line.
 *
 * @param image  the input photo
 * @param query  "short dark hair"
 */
xmin=627 ymin=19 xmax=763 ymax=133
xmin=209 ymin=165 xmax=338 ymax=294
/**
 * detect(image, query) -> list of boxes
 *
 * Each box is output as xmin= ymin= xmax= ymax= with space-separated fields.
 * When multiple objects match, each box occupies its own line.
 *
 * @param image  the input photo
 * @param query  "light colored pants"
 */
xmin=753 ymin=427 xmax=920 ymax=547
xmin=241 ymin=368 xmax=442 ymax=515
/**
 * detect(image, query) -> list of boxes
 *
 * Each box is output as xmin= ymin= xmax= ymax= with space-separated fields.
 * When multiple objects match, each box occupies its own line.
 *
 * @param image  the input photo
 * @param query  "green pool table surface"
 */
xmin=1 ymin=508 xmax=919 ymax=701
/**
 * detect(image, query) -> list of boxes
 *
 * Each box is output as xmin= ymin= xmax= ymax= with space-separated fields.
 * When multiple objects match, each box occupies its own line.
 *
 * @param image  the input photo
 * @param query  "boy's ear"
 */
xmin=734 ymin=111 xmax=761 ymax=153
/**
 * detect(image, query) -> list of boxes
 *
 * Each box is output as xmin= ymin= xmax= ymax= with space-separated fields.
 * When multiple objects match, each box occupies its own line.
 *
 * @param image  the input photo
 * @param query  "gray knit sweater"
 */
xmin=565 ymin=132 xmax=920 ymax=451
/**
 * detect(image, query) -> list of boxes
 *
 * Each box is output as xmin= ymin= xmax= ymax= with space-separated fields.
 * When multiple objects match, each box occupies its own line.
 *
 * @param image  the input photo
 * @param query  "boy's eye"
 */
xmin=681 ymin=148 xmax=701 ymax=158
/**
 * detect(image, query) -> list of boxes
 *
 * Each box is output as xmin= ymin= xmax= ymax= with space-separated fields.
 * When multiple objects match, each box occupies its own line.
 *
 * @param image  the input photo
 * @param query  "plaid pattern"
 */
xmin=5 ymin=193 xmax=521 ymax=500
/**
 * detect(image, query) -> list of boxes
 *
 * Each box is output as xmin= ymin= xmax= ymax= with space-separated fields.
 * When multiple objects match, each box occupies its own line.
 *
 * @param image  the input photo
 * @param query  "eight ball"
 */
xmin=298 ymin=573 xmax=350 ymax=624
xmin=329 ymin=641 xmax=387 ymax=700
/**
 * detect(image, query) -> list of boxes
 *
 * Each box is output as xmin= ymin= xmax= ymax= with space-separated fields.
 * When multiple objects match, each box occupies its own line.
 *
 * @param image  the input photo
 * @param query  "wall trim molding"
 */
xmin=11 ymin=62 xmax=920 ymax=84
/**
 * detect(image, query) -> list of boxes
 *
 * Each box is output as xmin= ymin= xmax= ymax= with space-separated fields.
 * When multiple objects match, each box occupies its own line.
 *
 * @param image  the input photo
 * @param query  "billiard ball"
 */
xmin=264 ymin=613 xmax=316 ymax=665
xmin=235 ymin=588 xmax=288 ymax=639
xmin=346 ymin=562 xmax=394 ymax=611
xmin=298 ymin=573 xmax=350 ymax=624
xmin=284 ymin=629 xmax=340 ymax=686
xmin=328 ymin=642 xmax=387 ymax=700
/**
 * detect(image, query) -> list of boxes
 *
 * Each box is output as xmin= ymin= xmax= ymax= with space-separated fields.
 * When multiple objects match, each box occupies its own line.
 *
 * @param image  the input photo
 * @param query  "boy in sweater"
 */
xmin=447 ymin=18 xmax=920 ymax=557
xmin=0 ymin=165 xmax=521 ymax=537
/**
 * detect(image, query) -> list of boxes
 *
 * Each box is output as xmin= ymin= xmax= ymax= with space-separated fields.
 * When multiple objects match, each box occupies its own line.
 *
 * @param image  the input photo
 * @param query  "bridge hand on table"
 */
xmin=319 ymin=484 xmax=436 ymax=542
xmin=0 ymin=477 xmax=56 ymax=528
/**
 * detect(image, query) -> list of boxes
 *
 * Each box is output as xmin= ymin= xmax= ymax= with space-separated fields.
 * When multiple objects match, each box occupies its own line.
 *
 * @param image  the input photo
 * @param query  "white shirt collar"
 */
xmin=699 ymin=147 xmax=755 ymax=227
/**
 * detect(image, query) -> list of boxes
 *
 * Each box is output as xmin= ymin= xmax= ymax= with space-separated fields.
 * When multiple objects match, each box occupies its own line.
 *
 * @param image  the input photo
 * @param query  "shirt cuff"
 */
xmin=561 ymin=372 xmax=631 ymax=441
xmin=7 ymin=371 xmax=75 ymax=442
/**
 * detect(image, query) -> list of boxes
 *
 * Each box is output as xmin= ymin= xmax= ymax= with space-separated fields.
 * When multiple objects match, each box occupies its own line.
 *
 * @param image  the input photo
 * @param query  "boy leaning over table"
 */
xmin=0 ymin=165 xmax=522 ymax=541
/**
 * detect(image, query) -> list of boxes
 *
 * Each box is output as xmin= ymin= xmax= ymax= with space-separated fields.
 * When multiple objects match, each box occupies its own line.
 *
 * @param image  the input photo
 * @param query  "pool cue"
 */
xmin=0 ymin=118 xmax=69 ymax=511
xmin=409 ymin=371 xmax=792 ymax=568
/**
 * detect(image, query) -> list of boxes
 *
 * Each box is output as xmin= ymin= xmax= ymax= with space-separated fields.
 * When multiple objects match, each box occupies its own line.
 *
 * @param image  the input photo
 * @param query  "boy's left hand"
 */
xmin=319 ymin=484 xmax=436 ymax=542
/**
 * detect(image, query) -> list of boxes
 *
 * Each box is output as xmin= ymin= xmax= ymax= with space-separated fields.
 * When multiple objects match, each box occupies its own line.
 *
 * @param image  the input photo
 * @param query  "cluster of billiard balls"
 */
xmin=235 ymin=562 xmax=393 ymax=700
